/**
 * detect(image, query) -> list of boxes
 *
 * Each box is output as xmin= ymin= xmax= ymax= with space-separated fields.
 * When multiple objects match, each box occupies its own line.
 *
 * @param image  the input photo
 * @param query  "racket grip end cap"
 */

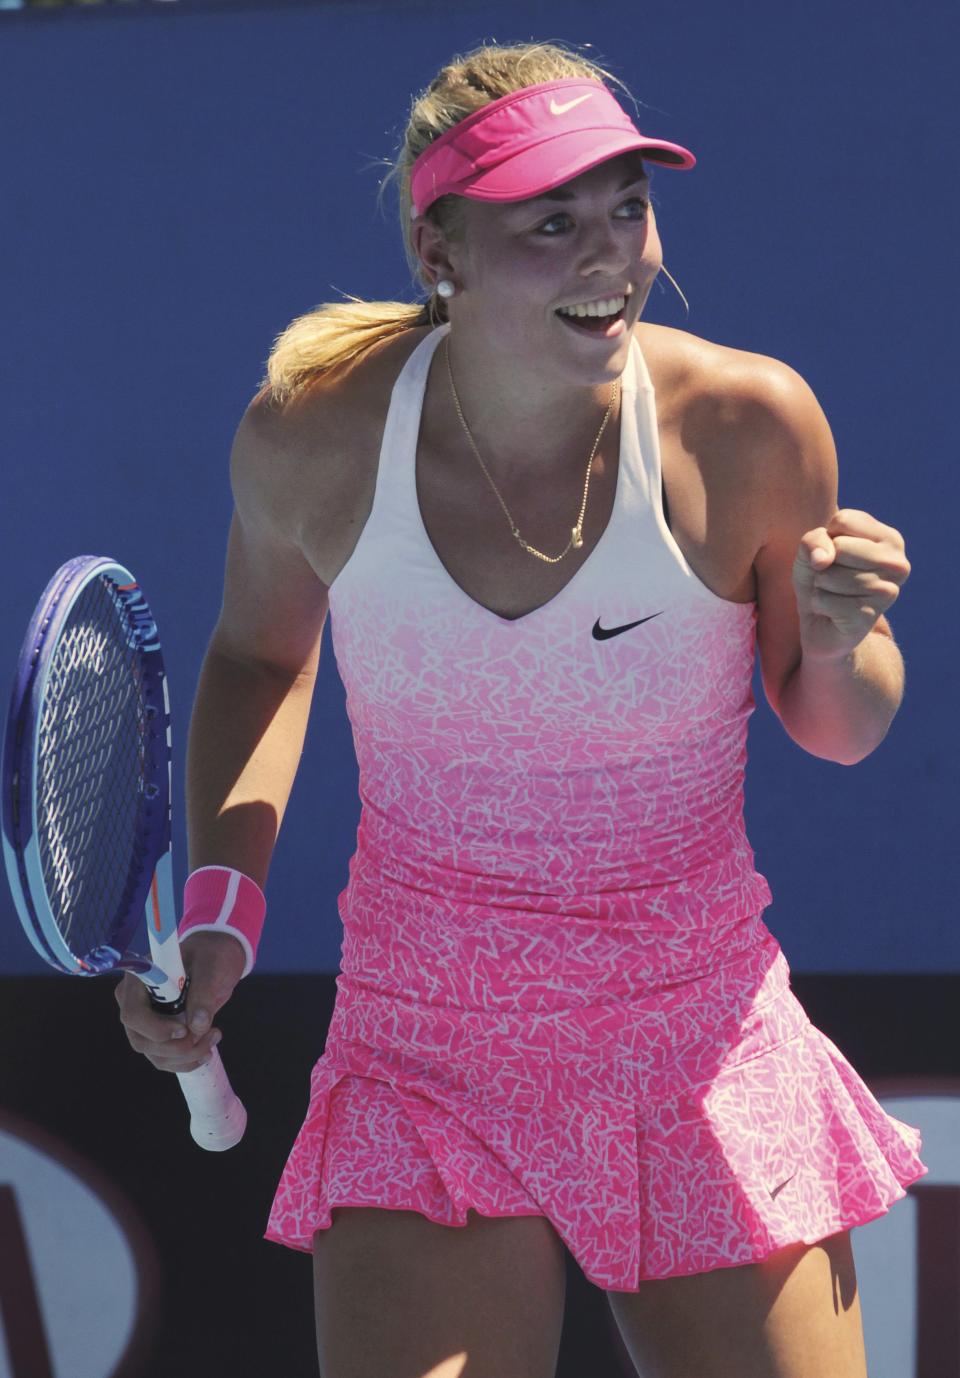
xmin=177 ymin=1046 xmax=248 ymax=1151
xmin=189 ymin=1098 xmax=248 ymax=1152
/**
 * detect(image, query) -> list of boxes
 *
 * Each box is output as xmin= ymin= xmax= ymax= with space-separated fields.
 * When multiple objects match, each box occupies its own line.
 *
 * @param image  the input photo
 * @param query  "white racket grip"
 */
xmin=176 ymin=1046 xmax=248 ymax=1151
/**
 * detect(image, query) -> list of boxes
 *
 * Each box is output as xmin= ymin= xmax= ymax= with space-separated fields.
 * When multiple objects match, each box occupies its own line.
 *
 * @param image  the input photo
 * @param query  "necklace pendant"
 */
xmin=571 ymin=525 xmax=584 ymax=549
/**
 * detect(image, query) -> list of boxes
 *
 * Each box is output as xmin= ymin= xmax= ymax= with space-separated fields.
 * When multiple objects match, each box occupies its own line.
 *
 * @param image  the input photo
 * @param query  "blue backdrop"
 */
xmin=0 ymin=0 xmax=955 ymax=974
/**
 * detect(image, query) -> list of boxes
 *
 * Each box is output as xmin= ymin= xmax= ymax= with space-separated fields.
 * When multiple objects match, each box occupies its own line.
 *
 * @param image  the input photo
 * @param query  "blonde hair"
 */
xmin=259 ymin=40 xmax=678 ymax=407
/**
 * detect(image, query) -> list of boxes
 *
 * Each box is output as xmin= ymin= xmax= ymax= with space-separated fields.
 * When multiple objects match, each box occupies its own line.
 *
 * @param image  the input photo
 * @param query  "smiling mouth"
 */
xmin=555 ymin=304 xmax=628 ymax=334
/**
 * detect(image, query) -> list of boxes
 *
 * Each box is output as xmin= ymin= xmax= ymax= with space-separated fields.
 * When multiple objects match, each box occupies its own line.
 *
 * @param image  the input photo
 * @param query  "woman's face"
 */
xmin=421 ymin=150 xmax=662 ymax=387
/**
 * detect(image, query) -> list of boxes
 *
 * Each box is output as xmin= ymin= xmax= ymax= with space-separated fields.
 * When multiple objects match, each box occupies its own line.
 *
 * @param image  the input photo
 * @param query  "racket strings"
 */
xmin=36 ymin=576 xmax=153 ymax=956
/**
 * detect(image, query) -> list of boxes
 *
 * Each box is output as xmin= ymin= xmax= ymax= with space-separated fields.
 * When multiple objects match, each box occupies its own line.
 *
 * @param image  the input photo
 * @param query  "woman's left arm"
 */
xmin=746 ymin=360 xmax=912 ymax=765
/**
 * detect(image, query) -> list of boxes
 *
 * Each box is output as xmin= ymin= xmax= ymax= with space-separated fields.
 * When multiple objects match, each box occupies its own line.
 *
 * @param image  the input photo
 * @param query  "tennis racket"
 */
xmin=1 ymin=555 xmax=247 ymax=1150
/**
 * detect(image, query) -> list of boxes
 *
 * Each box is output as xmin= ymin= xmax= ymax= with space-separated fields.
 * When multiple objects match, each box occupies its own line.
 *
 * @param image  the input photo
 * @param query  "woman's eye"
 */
xmin=536 ymin=215 xmax=571 ymax=236
xmin=536 ymin=198 xmax=649 ymax=236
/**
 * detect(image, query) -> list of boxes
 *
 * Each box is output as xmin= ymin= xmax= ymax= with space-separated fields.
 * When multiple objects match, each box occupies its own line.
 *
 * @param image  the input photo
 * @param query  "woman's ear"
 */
xmin=412 ymin=218 xmax=458 ymax=291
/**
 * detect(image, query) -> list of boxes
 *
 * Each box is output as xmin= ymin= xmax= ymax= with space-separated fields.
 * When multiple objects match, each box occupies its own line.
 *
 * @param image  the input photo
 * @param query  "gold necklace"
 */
xmin=443 ymin=335 xmax=620 ymax=564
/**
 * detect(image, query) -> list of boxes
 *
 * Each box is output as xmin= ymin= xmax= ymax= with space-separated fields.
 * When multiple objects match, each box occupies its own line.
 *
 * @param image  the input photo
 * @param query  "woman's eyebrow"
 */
xmin=528 ymin=171 xmax=650 ymax=204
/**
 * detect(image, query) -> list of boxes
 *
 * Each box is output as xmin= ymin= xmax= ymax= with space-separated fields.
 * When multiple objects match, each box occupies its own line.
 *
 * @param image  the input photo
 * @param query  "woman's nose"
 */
xmin=578 ymin=223 xmax=637 ymax=280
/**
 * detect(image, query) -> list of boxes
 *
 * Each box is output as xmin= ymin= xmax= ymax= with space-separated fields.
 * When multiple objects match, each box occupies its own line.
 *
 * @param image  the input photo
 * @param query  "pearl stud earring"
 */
xmin=436 ymin=280 xmax=456 ymax=299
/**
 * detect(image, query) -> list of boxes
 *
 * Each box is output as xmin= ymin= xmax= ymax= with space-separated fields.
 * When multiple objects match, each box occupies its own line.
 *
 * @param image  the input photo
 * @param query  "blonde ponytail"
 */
xmin=259 ymin=297 xmax=430 ymax=406
xmin=259 ymin=40 xmax=631 ymax=407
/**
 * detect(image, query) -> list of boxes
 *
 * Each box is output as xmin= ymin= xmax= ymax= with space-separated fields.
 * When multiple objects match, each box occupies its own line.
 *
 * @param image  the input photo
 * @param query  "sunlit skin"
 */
xmin=422 ymin=1355 xmax=468 ymax=1378
xmin=412 ymin=149 xmax=662 ymax=479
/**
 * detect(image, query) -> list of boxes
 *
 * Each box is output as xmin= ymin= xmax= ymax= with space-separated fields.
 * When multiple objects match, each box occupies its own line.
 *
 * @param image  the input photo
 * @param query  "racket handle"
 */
xmin=176 ymin=1047 xmax=248 ymax=1151
xmin=144 ymin=853 xmax=248 ymax=1149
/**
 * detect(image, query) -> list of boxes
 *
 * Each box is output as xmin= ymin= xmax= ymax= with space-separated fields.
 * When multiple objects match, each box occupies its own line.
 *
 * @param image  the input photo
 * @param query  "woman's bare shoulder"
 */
xmin=245 ymin=324 xmax=432 ymax=452
xmin=233 ymin=325 xmax=433 ymax=547
xmin=635 ymin=321 xmax=796 ymax=428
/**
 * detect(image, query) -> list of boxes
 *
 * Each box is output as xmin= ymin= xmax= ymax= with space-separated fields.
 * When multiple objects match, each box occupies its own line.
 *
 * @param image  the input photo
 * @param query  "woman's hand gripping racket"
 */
xmin=1 ymin=556 xmax=247 ymax=1150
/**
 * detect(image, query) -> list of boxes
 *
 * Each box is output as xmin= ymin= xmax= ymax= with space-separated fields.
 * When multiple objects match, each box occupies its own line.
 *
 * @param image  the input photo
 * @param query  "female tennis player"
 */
xmin=116 ymin=39 xmax=925 ymax=1378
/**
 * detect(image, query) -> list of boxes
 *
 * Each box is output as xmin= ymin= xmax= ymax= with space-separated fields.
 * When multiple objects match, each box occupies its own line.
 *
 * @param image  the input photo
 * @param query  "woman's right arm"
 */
xmin=186 ymin=396 xmax=331 ymax=889
xmin=117 ymin=392 xmax=331 ymax=1072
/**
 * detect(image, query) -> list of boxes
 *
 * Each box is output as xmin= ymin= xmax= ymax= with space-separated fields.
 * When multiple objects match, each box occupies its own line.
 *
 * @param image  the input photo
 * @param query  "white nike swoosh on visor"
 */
xmin=550 ymin=94 xmax=595 ymax=116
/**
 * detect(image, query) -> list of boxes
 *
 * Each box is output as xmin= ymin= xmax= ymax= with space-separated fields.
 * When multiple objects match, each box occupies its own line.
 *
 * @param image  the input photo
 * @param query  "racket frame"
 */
xmin=2 ymin=556 xmax=174 ymax=982
xmin=2 ymin=555 xmax=247 ymax=1150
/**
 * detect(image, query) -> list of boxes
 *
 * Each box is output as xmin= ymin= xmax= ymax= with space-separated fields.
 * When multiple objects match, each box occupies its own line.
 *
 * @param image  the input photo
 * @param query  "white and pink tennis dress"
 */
xmin=264 ymin=323 xmax=927 ymax=1289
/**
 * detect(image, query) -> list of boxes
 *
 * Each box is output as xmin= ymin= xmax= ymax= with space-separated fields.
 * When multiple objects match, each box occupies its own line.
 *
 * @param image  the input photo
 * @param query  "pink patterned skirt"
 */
xmin=264 ymin=916 xmax=927 ymax=1290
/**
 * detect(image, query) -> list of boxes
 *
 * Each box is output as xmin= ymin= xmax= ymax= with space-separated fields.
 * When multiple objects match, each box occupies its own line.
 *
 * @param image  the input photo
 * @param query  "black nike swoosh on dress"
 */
xmin=768 ymin=1169 xmax=799 ymax=1200
xmin=591 ymin=613 xmax=664 ymax=640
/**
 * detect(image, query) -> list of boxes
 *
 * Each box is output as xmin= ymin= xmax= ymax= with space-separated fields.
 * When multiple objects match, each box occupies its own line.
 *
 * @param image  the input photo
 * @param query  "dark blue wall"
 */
xmin=0 ymin=0 xmax=955 ymax=974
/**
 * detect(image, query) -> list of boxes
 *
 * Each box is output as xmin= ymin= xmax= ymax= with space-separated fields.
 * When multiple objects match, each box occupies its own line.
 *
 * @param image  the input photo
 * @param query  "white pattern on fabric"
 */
xmin=264 ymin=325 xmax=927 ymax=1288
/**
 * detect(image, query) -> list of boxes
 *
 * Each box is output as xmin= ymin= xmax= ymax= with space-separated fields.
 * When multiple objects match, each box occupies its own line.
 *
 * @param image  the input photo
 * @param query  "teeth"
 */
xmin=557 ymin=295 xmax=626 ymax=319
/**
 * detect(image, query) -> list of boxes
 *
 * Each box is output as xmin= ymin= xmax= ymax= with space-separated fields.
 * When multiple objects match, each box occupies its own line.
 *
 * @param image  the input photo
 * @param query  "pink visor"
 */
xmin=409 ymin=78 xmax=696 ymax=219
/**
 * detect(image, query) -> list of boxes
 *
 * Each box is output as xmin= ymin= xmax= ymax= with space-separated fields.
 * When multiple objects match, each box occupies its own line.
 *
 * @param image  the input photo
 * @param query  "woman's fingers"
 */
xmin=115 ymin=971 xmax=223 ymax=1072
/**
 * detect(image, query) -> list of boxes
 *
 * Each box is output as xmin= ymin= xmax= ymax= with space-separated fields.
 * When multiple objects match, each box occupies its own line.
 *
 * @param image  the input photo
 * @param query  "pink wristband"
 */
xmin=177 ymin=866 xmax=266 ymax=978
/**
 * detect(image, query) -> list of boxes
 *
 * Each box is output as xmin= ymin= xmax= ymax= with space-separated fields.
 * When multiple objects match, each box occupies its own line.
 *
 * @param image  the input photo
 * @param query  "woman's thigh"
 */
xmin=312 ymin=1205 xmax=568 ymax=1378
xmin=606 ymin=1229 xmax=867 ymax=1378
